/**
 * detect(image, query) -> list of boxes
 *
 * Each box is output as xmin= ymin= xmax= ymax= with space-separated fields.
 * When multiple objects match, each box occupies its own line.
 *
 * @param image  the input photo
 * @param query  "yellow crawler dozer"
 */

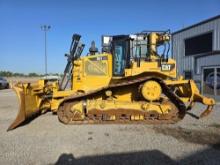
xmin=8 ymin=30 xmax=215 ymax=131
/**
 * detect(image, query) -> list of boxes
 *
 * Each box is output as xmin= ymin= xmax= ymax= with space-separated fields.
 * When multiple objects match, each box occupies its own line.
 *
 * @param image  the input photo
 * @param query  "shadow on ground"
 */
xmin=52 ymin=124 xmax=220 ymax=165
xmin=53 ymin=145 xmax=220 ymax=165
xmin=53 ymin=150 xmax=175 ymax=165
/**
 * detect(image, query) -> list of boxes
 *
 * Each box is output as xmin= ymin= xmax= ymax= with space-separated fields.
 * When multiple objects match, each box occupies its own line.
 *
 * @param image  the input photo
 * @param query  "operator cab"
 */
xmin=102 ymin=35 xmax=132 ymax=76
xmin=102 ymin=31 xmax=171 ymax=77
xmin=102 ymin=34 xmax=147 ymax=76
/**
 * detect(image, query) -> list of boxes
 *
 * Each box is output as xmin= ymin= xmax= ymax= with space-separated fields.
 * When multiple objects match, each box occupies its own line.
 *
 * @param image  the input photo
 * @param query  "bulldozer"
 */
xmin=8 ymin=30 xmax=215 ymax=131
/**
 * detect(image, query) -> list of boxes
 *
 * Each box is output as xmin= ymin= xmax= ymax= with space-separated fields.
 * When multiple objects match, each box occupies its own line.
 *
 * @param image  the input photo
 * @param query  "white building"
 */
xmin=172 ymin=15 xmax=220 ymax=101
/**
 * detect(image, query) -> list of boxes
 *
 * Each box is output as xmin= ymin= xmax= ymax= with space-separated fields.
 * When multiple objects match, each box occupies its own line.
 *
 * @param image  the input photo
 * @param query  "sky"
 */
xmin=0 ymin=0 xmax=220 ymax=74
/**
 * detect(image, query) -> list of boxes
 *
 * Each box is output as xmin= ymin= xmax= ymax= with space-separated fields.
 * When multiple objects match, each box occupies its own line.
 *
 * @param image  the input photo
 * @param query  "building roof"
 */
xmin=172 ymin=15 xmax=220 ymax=35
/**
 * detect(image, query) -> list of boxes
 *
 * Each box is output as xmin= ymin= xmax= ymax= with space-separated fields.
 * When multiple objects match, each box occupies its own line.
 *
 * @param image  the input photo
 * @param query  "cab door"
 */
xmin=112 ymin=36 xmax=130 ymax=76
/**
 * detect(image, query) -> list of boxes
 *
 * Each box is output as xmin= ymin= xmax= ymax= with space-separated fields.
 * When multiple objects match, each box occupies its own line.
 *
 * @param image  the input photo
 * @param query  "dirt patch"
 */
xmin=118 ymin=125 xmax=145 ymax=132
xmin=104 ymin=133 xmax=109 ymax=137
xmin=209 ymin=123 xmax=220 ymax=129
xmin=0 ymin=105 xmax=13 ymax=109
xmin=153 ymin=125 xmax=220 ymax=150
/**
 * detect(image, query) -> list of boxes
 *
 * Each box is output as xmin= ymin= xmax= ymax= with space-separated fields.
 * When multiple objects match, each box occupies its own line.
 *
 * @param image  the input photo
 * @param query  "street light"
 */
xmin=41 ymin=25 xmax=51 ymax=77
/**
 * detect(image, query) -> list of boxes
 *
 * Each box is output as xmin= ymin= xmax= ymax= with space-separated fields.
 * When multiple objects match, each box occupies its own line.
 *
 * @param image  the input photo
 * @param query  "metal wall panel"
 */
xmin=196 ymin=54 xmax=220 ymax=74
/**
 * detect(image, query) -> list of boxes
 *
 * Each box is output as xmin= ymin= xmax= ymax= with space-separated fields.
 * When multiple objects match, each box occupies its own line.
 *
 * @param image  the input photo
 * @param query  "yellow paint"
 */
xmin=141 ymin=80 xmax=162 ymax=101
xmin=10 ymin=32 xmax=215 ymax=130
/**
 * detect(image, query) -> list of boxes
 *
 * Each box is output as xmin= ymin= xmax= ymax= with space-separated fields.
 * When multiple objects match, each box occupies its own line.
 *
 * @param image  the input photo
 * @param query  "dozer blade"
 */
xmin=7 ymin=84 xmax=42 ymax=131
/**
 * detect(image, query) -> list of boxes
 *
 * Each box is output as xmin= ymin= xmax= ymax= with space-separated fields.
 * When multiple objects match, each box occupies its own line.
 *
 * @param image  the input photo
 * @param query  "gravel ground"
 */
xmin=0 ymin=89 xmax=220 ymax=165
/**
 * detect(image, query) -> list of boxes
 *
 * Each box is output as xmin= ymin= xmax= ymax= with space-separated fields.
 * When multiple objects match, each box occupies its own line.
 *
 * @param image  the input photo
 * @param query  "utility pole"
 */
xmin=41 ymin=25 xmax=51 ymax=77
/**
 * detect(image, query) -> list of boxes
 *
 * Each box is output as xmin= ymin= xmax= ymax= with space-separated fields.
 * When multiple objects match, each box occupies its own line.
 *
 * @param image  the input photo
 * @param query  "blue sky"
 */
xmin=0 ymin=0 xmax=220 ymax=74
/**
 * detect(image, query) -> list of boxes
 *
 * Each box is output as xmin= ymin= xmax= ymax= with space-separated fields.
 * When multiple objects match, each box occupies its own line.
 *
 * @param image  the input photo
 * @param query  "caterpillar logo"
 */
xmin=161 ymin=64 xmax=174 ymax=71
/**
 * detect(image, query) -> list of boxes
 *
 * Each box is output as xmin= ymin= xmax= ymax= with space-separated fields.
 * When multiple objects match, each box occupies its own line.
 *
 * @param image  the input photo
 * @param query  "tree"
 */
xmin=28 ymin=72 xmax=39 ymax=77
